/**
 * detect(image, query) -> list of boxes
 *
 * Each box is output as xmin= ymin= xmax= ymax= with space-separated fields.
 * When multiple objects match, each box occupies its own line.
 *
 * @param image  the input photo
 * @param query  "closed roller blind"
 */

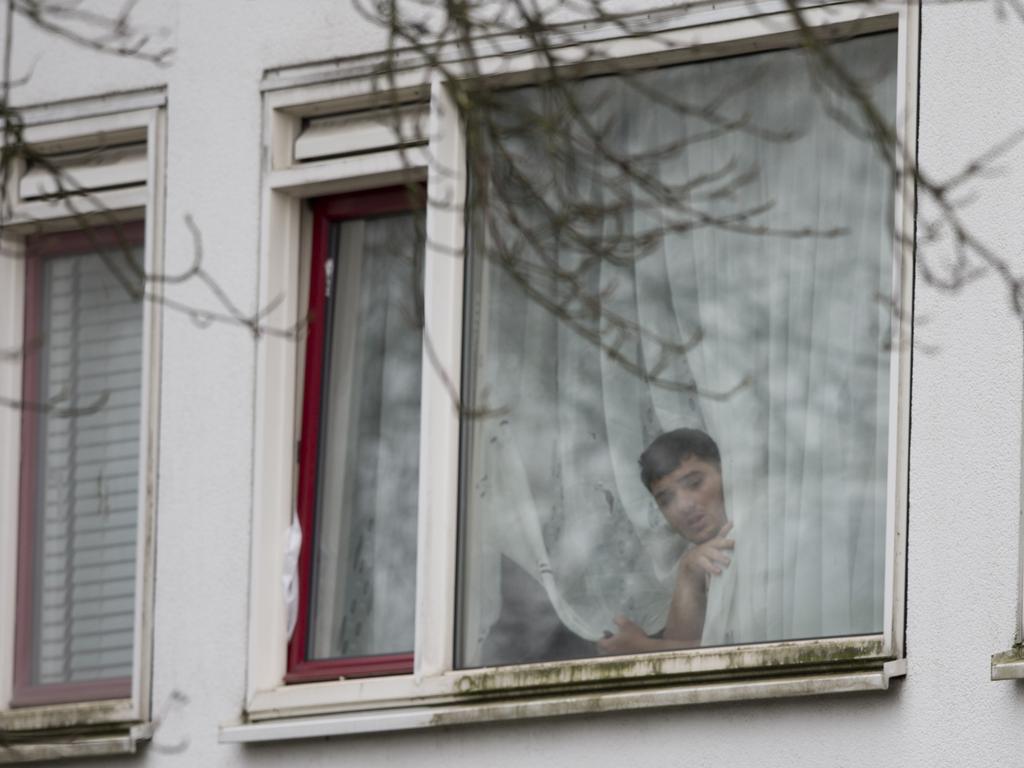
xmin=28 ymin=248 xmax=143 ymax=688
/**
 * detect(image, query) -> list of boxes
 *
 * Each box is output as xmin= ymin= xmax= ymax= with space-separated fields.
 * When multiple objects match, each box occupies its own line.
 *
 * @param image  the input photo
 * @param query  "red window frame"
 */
xmin=13 ymin=221 xmax=145 ymax=708
xmin=286 ymin=185 xmax=424 ymax=683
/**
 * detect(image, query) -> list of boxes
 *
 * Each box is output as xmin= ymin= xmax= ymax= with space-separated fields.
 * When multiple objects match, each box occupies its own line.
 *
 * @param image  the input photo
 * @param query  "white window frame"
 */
xmin=0 ymin=89 xmax=166 ymax=761
xmin=991 ymin=359 xmax=1024 ymax=679
xmin=231 ymin=0 xmax=917 ymax=743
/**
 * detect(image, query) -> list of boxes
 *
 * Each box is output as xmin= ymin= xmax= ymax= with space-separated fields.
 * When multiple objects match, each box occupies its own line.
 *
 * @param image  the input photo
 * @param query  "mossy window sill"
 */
xmin=221 ymin=662 xmax=906 ymax=744
xmin=0 ymin=722 xmax=151 ymax=764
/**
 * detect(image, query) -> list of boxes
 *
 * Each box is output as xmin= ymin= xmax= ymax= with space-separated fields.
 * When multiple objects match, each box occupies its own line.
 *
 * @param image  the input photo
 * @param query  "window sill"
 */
xmin=991 ymin=647 xmax=1024 ymax=680
xmin=0 ymin=722 xmax=151 ymax=764
xmin=221 ymin=661 xmax=906 ymax=744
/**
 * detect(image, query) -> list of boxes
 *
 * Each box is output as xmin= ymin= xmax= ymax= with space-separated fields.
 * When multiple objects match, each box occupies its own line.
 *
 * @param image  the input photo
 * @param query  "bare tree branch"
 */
xmin=11 ymin=0 xmax=171 ymax=65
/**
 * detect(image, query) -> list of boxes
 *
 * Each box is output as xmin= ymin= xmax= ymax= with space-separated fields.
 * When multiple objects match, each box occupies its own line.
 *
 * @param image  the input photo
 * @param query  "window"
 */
xmin=234 ymin=0 xmax=915 ymax=742
xmin=289 ymin=188 xmax=425 ymax=682
xmin=0 ymin=90 xmax=164 ymax=759
xmin=458 ymin=31 xmax=897 ymax=667
xmin=14 ymin=224 xmax=146 ymax=707
xmin=992 ymin=436 xmax=1024 ymax=678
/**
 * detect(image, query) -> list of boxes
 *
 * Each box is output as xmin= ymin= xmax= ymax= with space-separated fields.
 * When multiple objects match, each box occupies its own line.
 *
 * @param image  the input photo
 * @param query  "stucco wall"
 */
xmin=8 ymin=0 xmax=1024 ymax=764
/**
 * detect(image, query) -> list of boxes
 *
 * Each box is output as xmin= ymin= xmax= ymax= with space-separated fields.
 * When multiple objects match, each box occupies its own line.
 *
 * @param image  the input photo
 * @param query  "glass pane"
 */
xmin=308 ymin=210 xmax=424 ymax=661
xmin=27 ymin=247 xmax=143 ymax=687
xmin=458 ymin=34 xmax=897 ymax=667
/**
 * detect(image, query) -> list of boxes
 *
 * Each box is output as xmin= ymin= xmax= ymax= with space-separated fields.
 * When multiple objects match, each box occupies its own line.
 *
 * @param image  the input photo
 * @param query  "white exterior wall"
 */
xmin=6 ymin=0 xmax=1024 ymax=764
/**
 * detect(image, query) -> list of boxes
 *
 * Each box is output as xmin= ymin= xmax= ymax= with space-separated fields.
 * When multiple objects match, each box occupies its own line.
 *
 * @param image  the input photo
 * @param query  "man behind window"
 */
xmin=598 ymin=428 xmax=734 ymax=654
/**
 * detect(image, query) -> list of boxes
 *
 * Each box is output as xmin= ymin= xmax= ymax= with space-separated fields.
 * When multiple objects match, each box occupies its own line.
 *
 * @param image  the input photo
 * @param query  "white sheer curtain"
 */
xmin=310 ymin=212 xmax=423 ymax=659
xmin=459 ymin=33 xmax=897 ymax=666
xmin=639 ymin=36 xmax=897 ymax=644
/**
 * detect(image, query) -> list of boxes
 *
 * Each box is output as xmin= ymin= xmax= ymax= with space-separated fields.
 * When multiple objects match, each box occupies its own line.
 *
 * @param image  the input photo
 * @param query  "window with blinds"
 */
xmin=13 ymin=224 xmax=145 ymax=707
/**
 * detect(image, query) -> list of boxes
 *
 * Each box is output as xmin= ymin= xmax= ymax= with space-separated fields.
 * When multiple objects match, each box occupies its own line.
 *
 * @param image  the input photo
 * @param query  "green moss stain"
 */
xmin=451 ymin=639 xmax=884 ymax=702
xmin=454 ymin=657 xmax=670 ymax=698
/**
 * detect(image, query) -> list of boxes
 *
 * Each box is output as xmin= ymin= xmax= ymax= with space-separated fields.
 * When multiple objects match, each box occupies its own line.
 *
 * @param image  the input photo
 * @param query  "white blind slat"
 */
xmin=46 ymin=475 xmax=137 ymax=503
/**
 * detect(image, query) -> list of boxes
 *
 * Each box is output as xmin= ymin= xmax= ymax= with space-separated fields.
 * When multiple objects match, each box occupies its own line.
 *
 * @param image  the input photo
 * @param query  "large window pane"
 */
xmin=458 ymin=33 xmax=897 ymax=667
xmin=307 ymin=210 xmax=424 ymax=663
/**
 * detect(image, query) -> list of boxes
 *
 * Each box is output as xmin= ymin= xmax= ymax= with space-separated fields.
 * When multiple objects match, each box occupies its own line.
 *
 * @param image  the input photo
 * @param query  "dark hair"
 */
xmin=639 ymin=428 xmax=721 ymax=490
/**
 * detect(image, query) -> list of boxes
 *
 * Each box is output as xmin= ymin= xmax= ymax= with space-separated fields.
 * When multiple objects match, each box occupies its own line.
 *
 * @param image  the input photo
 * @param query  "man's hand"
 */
xmin=596 ymin=615 xmax=651 ymax=655
xmin=680 ymin=521 xmax=734 ymax=578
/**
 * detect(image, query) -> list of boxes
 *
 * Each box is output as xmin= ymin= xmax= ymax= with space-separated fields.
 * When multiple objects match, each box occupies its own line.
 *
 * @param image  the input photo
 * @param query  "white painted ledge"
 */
xmin=221 ymin=668 xmax=901 ymax=744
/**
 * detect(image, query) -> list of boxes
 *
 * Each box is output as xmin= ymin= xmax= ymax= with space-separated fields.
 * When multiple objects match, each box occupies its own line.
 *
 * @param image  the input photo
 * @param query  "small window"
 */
xmin=13 ymin=224 xmax=146 ymax=707
xmin=0 ymin=90 xmax=164 ymax=757
xmin=288 ymin=187 xmax=426 ymax=682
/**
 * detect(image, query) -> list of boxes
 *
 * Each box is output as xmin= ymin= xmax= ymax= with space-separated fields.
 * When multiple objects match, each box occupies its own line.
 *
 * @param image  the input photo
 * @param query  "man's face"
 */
xmin=651 ymin=455 xmax=727 ymax=545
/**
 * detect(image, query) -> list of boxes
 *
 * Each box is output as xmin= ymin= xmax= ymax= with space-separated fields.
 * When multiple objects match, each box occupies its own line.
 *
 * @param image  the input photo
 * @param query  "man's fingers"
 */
xmin=615 ymin=616 xmax=644 ymax=632
xmin=708 ymin=550 xmax=731 ymax=566
xmin=720 ymin=521 xmax=734 ymax=536
xmin=696 ymin=555 xmax=722 ymax=575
